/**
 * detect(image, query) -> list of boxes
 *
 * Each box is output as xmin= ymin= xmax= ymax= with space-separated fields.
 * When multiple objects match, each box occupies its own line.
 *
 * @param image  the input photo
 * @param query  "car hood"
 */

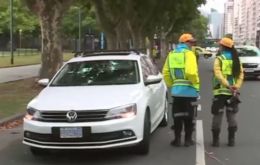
xmin=239 ymin=56 xmax=260 ymax=64
xmin=28 ymin=85 xmax=143 ymax=111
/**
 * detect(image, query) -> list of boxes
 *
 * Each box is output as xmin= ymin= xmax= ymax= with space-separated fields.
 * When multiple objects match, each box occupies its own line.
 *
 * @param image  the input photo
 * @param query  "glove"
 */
xmin=228 ymin=86 xmax=238 ymax=94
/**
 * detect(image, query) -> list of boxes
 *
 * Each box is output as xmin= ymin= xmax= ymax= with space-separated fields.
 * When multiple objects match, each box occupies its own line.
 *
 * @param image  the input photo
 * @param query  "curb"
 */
xmin=0 ymin=113 xmax=25 ymax=126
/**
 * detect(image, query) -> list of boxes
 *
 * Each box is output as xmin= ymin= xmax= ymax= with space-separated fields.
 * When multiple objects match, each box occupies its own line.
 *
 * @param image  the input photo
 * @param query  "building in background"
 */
xmin=231 ymin=0 xmax=260 ymax=46
xmin=233 ymin=0 xmax=242 ymax=44
xmin=209 ymin=8 xmax=224 ymax=39
xmin=224 ymin=0 xmax=234 ymax=36
xmin=256 ymin=0 xmax=260 ymax=47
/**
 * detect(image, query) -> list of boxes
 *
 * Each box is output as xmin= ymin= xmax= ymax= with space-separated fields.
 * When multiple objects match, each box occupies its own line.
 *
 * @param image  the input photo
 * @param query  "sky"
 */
xmin=199 ymin=0 xmax=227 ymax=14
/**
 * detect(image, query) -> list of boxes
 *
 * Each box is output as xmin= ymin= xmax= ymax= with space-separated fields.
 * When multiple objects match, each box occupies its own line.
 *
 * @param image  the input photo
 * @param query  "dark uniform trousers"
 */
xmin=172 ymin=97 xmax=196 ymax=139
xmin=211 ymin=95 xmax=238 ymax=130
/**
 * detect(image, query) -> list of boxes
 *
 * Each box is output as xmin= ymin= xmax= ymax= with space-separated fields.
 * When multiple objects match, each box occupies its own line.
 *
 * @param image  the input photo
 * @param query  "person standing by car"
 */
xmin=162 ymin=33 xmax=200 ymax=147
xmin=211 ymin=37 xmax=244 ymax=147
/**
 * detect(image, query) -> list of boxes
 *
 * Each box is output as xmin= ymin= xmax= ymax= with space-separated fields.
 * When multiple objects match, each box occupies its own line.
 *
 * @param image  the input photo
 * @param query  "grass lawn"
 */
xmin=0 ymin=78 xmax=42 ymax=119
xmin=0 ymin=52 xmax=74 ymax=68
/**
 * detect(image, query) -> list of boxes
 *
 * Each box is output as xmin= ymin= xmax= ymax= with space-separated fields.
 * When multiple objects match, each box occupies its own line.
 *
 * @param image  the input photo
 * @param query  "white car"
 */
xmin=236 ymin=45 xmax=260 ymax=78
xmin=23 ymin=50 xmax=168 ymax=155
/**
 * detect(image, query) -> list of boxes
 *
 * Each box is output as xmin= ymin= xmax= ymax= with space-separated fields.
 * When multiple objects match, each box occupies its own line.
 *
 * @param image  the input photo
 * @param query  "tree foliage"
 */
xmin=62 ymin=2 xmax=98 ymax=38
xmin=90 ymin=0 xmax=206 ymax=51
xmin=0 ymin=0 xmax=38 ymax=35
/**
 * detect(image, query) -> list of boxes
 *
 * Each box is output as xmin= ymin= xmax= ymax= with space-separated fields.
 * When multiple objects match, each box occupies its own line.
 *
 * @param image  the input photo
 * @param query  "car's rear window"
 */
xmin=236 ymin=47 xmax=260 ymax=57
xmin=50 ymin=60 xmax=140 ymax=86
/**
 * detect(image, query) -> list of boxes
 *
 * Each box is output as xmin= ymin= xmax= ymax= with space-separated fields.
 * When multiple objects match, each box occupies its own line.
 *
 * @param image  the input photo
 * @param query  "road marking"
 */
xmin=197 ymin=104 xmax=202 ymax=111
xmin=196 ymin=120 xmax=206 ymax=165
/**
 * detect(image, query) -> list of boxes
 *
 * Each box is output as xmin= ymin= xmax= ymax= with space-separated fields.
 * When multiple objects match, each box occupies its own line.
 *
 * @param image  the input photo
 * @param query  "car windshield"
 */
xmin=50 ymin=60 xmax=140 ymax=86
xmin=236 ymin=47 xmax=260 ymax=57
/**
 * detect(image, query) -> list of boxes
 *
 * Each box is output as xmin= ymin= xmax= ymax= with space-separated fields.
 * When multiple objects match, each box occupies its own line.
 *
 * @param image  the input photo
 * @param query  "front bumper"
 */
xmin=23 ymin=117 xmax=142 ymax=149
xmin=244 ymin=69 xmax=260 ymax=76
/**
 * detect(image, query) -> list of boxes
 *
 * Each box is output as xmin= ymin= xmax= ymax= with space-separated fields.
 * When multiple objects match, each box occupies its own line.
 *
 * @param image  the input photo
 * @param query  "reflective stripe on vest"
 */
xmin=174 ymin=112 xmax=189 ymax=117
xmin=213 ymin=55 xmax=236 ymax=95
xmin=213 ymin=88 xmax=232 ymax=95
xmin=172 ymin=79 xmax=193 ymax=87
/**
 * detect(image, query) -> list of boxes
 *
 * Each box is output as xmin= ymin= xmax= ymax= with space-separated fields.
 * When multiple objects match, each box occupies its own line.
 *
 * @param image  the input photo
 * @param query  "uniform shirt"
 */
xmin=214 ymin=51 xmax=244 ymax=89
xmin=162 ymin=43 xmax=200 ymax=89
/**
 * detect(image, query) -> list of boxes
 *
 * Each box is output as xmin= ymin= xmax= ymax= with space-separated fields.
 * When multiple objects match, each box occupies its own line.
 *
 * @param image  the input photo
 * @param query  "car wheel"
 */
xmin=135 ymin=110 xmax=150 ymax=155
xmin=30 ymin=147 xmax=48 ymax=156
xmin=159 ymin=98 xmax=168 ymax=127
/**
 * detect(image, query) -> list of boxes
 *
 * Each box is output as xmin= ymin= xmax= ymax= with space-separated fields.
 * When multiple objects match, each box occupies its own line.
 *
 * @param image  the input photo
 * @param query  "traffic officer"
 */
xmin=163 ymin=33 xmax=200 ymax=147
xmin=211 ymin=37 xmax=244 ymax=147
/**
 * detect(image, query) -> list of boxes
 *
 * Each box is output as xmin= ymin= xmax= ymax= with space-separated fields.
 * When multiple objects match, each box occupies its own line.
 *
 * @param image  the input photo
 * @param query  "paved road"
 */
xmin=0 ymin=57 xmax=260 ymax=165
xmin=0 ymin=65 xmax=39 ymax=83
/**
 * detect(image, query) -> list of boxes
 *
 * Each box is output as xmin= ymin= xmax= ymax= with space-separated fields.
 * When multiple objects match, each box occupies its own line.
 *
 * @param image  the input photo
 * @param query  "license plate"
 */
xmin=60 ymin=127 xmax=83 ymax=138
xmin=244 ymin=68 xmax=254 ymax=73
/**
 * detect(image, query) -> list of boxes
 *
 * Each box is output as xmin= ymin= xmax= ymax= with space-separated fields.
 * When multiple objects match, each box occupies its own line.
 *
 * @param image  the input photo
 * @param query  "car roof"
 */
xmin=67 ymin=50 xmax=147 ymax=63
xmin=235 ymin=45 xmax=258 ymax=49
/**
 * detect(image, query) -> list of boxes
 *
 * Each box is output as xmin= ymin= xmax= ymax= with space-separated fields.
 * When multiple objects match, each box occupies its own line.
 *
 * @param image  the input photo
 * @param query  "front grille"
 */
xmin=24 ymin=130 xmax=136 ymax=146
xmin=40 ymin=110 xmax=109 ymax=122
xmin=242 ymin=63 xmax=258 ymax=68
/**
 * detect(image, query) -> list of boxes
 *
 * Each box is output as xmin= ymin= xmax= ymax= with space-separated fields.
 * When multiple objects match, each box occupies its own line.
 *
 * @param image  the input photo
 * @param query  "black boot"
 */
xmin=184 ymin=119 xmax=194 ymax=147
xmin=212 ymin=129 xmax=220 ymax=147
xmin=228 ymin=127 xmax=237 ymax=146
xmin=171 ymin=135 xmax=181 ymax=147
xmin=171 ymin=119 xmax=182 ymax=147
xmin=184 ymin=133 xmax=194 ymax=147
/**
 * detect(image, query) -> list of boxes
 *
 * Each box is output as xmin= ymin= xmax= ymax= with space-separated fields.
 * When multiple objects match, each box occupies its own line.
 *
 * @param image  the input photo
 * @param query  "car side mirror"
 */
xmin=144 ymin=75 xmax=162 ymax=86
xmin=38 ymin=79 xmax=49 ymax=87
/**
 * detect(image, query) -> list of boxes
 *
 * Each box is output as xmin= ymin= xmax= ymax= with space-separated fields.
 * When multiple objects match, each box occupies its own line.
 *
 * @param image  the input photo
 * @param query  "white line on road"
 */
xmin=196 ymin=120 xmax=205 ymax=165
xmin=197 ymin=104 xmax=202 ymax=111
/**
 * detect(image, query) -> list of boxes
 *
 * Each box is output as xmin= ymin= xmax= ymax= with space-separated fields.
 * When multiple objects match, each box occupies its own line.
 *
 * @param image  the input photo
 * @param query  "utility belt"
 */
xmin=173 ymin=97 xmax=199 ymax=118
xmin=211 ymin=94 xmax=241 ymax=115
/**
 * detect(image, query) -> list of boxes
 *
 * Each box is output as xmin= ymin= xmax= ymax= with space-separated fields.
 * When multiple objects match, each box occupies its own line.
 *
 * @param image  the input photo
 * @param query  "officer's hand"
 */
xmin=228 ymin=86 xmax=238 ymax=93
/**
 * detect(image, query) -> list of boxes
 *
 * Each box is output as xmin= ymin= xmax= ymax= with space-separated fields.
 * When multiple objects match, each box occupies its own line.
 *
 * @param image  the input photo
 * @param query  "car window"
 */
xmin=50 ymin=60 xmax=140 ymax=86
xmin=236 ymin=47 xmax=260 ymax=57
xmin=143 ymin=56 xmax=159 ymax=75
xmin=140 ymin=57 xmax=152 ymax=80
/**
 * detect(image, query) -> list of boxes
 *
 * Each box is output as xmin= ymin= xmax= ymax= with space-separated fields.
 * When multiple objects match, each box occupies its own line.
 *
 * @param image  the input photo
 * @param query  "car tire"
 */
xmin=30 ymin=147 xmax=48 ymax=156
xmin=135 ymin=110 xmax=150 ymax=155
xmin=159 ymin=98 xmax=168 ymax=127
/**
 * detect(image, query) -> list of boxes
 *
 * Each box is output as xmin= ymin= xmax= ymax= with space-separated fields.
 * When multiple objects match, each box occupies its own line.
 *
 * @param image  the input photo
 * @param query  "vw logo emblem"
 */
xmin=66 ymin=110 xmax=77 ymax=122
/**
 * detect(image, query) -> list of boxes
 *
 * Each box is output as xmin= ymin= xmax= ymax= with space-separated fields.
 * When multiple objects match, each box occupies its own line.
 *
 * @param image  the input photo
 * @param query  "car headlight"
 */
xmin=105 ymin=104 xmax=137 ymax=119
xmin=24 ymin=107 xmax=41 ymax=121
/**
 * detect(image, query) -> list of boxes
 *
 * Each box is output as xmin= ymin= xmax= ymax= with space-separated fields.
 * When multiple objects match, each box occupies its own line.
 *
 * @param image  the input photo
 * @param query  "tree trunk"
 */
xmin=115 ymin=20 xmax=129 ymax=49
xmin=132 ymin=30 xmax=145 ymax=49
xmin=105 ymin=31 xmax=117 ymax=50
xmin=160 ymin=31 xmax=167 ymax=58
xmin=25 ymin=0 xmax=73 ymax=79
xmin=39 ymin=12 xmax=63 ymax=79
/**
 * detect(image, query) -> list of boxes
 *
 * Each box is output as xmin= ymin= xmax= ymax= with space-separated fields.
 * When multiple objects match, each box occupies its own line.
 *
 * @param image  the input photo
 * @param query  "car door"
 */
xmin=140 ymin=56 xmax=165 ymax=126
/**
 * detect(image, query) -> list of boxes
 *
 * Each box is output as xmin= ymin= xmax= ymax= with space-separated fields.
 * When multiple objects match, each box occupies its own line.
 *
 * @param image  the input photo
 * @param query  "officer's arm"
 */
xmin=234 ymin=65 xmax=244 ymax=89
xmin=185 ymin=51 xmax=199 ymax=85
xmin=162 ymin=55 xmax=173 ymax=88
xmin=214 ymin=58 xmax=229 ymax=87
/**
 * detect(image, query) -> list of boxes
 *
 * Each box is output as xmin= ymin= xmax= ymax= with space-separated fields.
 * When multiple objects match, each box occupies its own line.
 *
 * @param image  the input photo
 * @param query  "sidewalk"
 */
xmin=0 ymin=64 xmax=39 ymax=83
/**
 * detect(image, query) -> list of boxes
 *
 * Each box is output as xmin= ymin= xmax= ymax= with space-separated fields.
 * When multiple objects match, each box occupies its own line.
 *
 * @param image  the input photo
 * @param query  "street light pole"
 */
xmin=78 ymin=8 xmax=81 ymax=51
xmin=10 ymin=0 xmax=14 ymax=64
xmin=19 ymin=29 xmax=22 ymax=49
xmin=18 ymin=29 xmax=22 ymax=56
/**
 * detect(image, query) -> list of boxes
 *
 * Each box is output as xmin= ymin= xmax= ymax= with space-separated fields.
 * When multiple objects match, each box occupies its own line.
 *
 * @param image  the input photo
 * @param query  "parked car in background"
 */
xmin=193 ymin=46 xmax=213 ymax=59
xmin=206 ymin=47 xmax=219 ymax=53
xmin=23 ymin=50 xmax=169 ymax=155
xmin=236 ymin=45 xmax=260 ymax=78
